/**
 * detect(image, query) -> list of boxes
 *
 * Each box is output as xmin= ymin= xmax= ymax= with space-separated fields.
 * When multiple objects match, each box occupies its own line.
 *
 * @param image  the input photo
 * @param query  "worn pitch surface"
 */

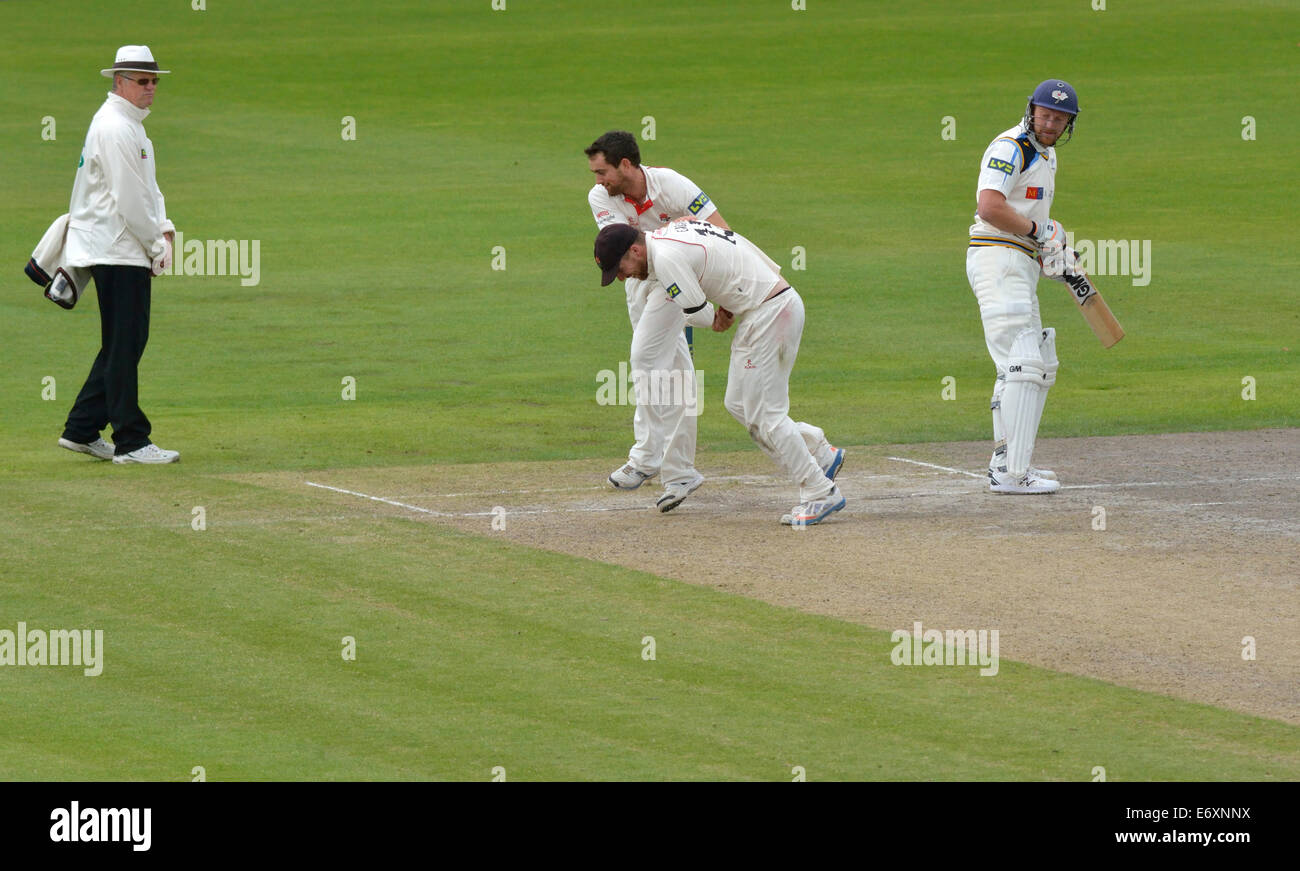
xmin=247 ymin=429 xmax=1299 ymax=725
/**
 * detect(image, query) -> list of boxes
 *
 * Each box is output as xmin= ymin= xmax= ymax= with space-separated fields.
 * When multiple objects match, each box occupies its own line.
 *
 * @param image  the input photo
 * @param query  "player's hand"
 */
xmin=151 ymin=237 xmax=173 ymax=277
xmin=1032 ymin=219 xmax=1066 ymax=253
xmin=1041 ymin=245 xmax=1079 ymax=282
xmin=712 ymin=307 xmax=734 ymax=332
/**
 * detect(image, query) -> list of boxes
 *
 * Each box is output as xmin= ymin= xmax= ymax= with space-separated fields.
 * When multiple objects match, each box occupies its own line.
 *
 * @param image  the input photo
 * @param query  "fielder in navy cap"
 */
xmin=594 ymin=223 xmax=639 ymax=286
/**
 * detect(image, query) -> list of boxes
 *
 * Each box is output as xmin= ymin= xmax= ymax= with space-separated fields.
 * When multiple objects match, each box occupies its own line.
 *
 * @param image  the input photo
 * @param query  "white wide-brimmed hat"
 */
xmin=100 ymin=45 xmax=171 ymax=78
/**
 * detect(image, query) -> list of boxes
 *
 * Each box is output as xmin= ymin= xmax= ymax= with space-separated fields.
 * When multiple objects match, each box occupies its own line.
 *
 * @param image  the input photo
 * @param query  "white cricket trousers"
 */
xmin=723 ymin=289 xmax=832 ymax=503
xmin=967 ymin=246 xmax=1044 ymax=439
xmin=966 ymin=246 xmax=1042 ymax=373
xmin=624 ymin=277 xmax=699 ymax=485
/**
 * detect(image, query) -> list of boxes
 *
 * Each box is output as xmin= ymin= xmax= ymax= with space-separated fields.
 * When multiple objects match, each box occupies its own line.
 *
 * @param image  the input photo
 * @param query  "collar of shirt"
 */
xmin=622 ymin=166 xmax=662 ymax=214
xmin=106 ymin=92 xmax=151 ymax=123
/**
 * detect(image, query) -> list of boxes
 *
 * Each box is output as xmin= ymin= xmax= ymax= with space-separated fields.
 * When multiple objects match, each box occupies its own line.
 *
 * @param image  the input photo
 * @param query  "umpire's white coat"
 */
xmin=65 ymin=93 xmax=174 ymax=268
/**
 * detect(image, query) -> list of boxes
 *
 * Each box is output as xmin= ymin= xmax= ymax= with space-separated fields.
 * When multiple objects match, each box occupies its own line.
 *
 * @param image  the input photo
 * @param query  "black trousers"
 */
xmin=62 ymin=265 xmax=152 ymax=454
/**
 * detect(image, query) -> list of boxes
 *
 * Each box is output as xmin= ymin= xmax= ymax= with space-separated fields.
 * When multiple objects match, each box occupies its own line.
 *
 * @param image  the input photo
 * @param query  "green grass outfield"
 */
xmin=0 ymin=1 xmax=1296 ymax=779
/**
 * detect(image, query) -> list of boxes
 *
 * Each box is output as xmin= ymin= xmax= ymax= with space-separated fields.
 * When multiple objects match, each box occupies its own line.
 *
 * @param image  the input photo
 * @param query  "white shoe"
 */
xmin=988 ymin=469 xmax=1059 ymax=494
xmin=609 ymin=463 xmax=656 ymax=490
xmin=781 ymin=486 xmax=847 ymax=526
xmin=112 ymin=443 xmax=180 ymax=465
xmin=655 ymin=472 xmax=705 ymax=513
xmin=990 ymin=455 xmax=1056 ymax=482
xmin=58 ymin=437 xmax=114 ymax=460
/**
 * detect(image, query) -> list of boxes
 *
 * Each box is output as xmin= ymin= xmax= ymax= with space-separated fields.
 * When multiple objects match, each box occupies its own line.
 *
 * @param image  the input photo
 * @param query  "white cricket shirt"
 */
xmin=646 ymin=221 xmax=784 ymax=318
xmin=589 ymin=165 xmax=717 ymax=232
xmin=968 ymin=122 xmax=1056 ymax=258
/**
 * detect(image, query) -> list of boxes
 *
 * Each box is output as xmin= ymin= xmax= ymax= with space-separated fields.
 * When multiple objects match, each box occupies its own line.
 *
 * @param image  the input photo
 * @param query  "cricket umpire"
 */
xmin=966 ymin=79 xmax=1081 ymax=495
xmin=58 ymin=46 xmax=180 ymax=464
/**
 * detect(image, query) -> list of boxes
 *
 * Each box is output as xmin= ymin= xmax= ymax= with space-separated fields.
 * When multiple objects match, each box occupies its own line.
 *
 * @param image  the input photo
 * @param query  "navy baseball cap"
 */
xmin=594 ymin=224 xmax=637 ymax=286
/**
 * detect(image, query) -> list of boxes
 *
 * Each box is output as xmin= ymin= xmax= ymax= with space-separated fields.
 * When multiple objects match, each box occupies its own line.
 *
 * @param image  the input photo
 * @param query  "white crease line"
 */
xmin=307 ymin=481 xmax=456 ymax=516
xmin=885 ymin=458 xmax=1300 ymax=491
xmin=885 ymin=457 xmax=985 ymax=479
xmin=306 ymin=481 xmax=646 ymax=517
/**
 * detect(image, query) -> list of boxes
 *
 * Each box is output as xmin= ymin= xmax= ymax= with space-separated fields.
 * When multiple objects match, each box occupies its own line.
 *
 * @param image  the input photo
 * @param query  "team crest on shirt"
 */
xmin=987 ymin=157 xmax=1015 ymax=175
xmin=1025 ymin=187 xmax=1044 ymax=200
xmin=596 ymin=210 xmax=611 ymax=220
xmin=140 ymin=149 xmax=148 ymax=159
xmin=659 ymin=213 xmax=669 ymax=222
xmin=688 ymin=193 xmax=711 ymax=215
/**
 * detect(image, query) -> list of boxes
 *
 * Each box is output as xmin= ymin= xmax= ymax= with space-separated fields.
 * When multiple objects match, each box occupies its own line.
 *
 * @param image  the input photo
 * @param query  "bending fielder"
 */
xmin=586 ymin=131 xmax=723 ymax=508
xmin=594 ymin=221 xmax=845 ymax=525
xmin=967 ymin=78 xmax=1082 ymax=495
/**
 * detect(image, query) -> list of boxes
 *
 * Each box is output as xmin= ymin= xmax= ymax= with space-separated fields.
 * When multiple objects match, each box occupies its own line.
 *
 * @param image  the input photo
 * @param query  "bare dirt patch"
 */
xmin=248 ymin=429 xmax=1300 ymax=724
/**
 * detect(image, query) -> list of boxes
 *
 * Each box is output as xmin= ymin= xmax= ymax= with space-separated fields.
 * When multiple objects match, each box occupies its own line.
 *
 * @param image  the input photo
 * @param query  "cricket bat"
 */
xmin=1060 ymin=265 xmax=1125 ymax=348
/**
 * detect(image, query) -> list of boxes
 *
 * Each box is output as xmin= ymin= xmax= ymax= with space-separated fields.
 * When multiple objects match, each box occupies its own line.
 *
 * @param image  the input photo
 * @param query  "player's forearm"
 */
xmin=977 ymin=197 xmax=1033 ymax=237
xmin=683 ymin=302 xmax=715 ymax=329
xmin=705 ymin=212 xmax=730 ymax=231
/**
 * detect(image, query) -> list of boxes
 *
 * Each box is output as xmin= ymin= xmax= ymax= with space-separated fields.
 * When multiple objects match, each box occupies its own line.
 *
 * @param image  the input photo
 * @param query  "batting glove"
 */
xmin=1040 ymin=245 xmax=1078 ymax=281
xmin=1030 ymin=220 xmax=1066 ymax=252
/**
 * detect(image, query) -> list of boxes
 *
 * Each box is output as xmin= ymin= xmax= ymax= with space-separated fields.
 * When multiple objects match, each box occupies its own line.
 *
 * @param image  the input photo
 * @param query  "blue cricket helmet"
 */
xmin=1024 ymin=79 xmax=1080 ymax=145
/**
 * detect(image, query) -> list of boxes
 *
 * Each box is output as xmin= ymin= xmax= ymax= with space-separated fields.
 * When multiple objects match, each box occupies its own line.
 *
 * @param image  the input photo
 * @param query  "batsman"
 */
xmin=966 ymin=78 xmax=1083 ymax=495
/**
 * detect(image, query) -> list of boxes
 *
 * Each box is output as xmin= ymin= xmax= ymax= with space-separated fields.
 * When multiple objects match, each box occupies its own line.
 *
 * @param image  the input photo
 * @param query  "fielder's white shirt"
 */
xmin=968 ymin=122 xmax=1056 ymax=257
xmin=647 ymin=221 xmax=784 ymax=319
xmin=588 ymin=165 xmax=717 ymax=232
xmin=590 ymin=165 xmax=719 ymax=323
xmin=66 ymin=93 xmax=174 ymax=268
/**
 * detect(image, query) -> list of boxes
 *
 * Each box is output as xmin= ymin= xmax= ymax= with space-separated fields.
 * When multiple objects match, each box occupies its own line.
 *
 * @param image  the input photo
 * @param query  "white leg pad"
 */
xmin=1032 ymin=327 xmax=1059 ymax=431
xmin=990 ymin=375 xmax=1007 ymax=474
xmin=1001 ymin=328 xmax=1047 ymax=477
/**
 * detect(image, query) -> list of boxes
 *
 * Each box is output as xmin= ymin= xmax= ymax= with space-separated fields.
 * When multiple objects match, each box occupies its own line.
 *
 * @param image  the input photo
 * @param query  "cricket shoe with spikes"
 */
xmin=655 ymin=472 xmax=705 ymax=513
xmin=781 ymin=486 xmax=846 ymax=526
xmin=990 ymin=451 xmax=1055 ymax=481
xmin=609 ymin=463 xmax=656 ymax=490
xmin=989 ymin=464 xmax=1057 ymax=482
xmin=988 ymin=469 xmax=1060 ymax=495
